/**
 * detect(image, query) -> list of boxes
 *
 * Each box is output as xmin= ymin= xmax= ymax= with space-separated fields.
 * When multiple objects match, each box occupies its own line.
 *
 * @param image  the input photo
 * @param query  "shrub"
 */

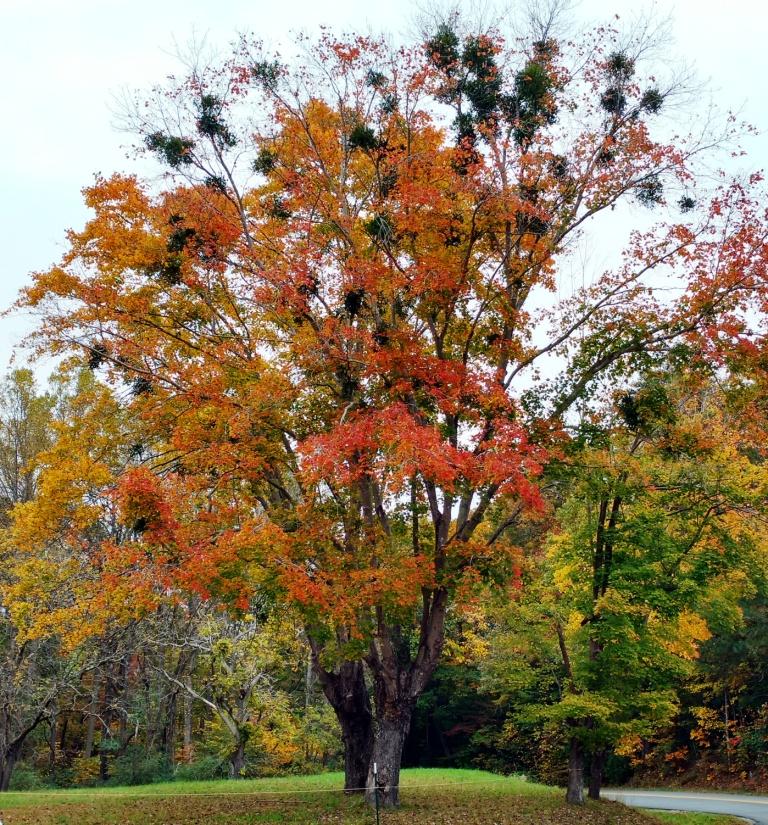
xmin=174 ymin=755 xmax=229 ymax=781
xmin=8 ymin=763 xmax=46 ymax=790
xmin=72 ymin=756 xmax=101 ymax=786
xmin=108 ymin=746 xmax=173 ymax=786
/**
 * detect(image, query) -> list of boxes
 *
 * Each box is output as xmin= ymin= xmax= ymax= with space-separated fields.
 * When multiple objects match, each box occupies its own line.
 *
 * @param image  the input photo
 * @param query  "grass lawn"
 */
xmin=0 ymin=768 xmax=744 ymax=825
xmin=646 ymin=814 xmax=745 ymax=825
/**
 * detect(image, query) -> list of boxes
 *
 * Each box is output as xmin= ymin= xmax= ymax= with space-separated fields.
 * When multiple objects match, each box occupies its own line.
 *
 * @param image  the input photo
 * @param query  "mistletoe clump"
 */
xmin=145 ymin=132 xmax=195 ymax=167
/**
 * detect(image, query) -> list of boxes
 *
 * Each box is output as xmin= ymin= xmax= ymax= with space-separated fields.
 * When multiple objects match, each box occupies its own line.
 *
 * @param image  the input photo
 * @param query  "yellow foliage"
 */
xmin=71 ymin=756 xmax=101 ymax=785
xmin=661 ymin=611 xmax=712 ymax=660
xmin=615 ymin=734 xmax=643 ymax=759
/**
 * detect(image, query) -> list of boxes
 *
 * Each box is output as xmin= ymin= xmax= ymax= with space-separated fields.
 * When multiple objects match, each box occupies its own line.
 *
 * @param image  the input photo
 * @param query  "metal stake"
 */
xmin=373 ymin=761 xmax=380 ymax=825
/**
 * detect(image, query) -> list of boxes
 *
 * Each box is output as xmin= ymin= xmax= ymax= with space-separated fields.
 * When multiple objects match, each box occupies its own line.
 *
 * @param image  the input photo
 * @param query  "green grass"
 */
xmin=0 ymin=768 xmax=743 ymax=825
xmin=646 ymin=813 xmax=744 ymax=825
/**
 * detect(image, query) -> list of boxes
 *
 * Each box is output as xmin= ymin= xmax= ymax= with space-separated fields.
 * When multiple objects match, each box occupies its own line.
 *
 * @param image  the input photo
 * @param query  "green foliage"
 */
xmin=250 ymin=60 xmax=282 ymax=86
xmin=597 ymin=146 xmax=615 ymax=165
xmin=516 ymin=210 xmax=549 ymax=239
xmin=87 ymin=342 xmax=108 ymax=371
xmin=145 ymin=132 xmax=195 ymax=167
xmin=549 ymin=155 xmax=568 ymax=179
xmin=462 ymin=37 xmax=502 ymax=123
xmin=427 ymin=23 xmax=556 ymax=147
xmin=343 ymin=289 xmax=365 ymax=316
xmin=107 ymin=747 xmax=174 ymax=786
xmin=364 ymin=213 xmax=395 ymax=242
xmin=379 ymin=92 xmax=399 ymax=115
xmin=173 ymin=755 xmax=229 ymax=781
xmin=405 ymin=664 xmax=498 ymax=768
xmin=606 ymin=52 xmax=635 ymax=80
xmin=600 ymin=87 xmax=627 ymax=114
xmin=167 ymin=226 xmax=196 ymax=253
xmin=145 ymin=254 xmax=183 ymax=285
xmin=347 ymin=123 xmax=378 ymax=152
xmin=379 ymin=169 xmax=397 ymax=197
xmin=454 ymin=112 xmax=477 ymax=144
xmin=640 ymin=88 xmax=664 ymax=114
xmin=8 ymin=763 xmax=47 ymax=790
xmin=365 ymin=69 xmax=388 ymax=89
xmin=512 ymin=60 xmax=556 ymax=146
xmin=481 ymin=378 xmax=768 ymax=789
xmin=130 ymin=376 xmax=153 ymax=396
xmin=268 ymin=196 xmax=292 ymax=220
xmin=514 ymin=62 xmax=553 ymax=110
xmin=291 ymin=704 xmax=343 ymax=773
xmin=252 ymin=147 xmax=276 ymax=175
xmin=617 ymin=379 xmax=675 ymax=434
xmin=425 ymin=24 xmax=460 ymax=71
xmin=196 ymin=94 xmax=237 ymax=147
xmin=204 ymin=175 xmax=228 ymax=193
xmin=636 ymin=175 xmax=664 ymax=207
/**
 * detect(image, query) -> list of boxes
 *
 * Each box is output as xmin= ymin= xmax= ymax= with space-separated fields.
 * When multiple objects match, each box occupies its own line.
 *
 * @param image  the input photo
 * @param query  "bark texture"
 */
xmin=0 ymin=746 xmax=18 ymax=793
xmin=363 ymin=587 xmax=448 ymax=808
xmin=366 ymin=706 xmax=413 ymax=807
xmin=566 ymin=737 xmax=585 ymax=804
xmin=228 ymin=739 xmax=246 ymax=778
xmin=310 ymin=648 xmax=373 ymax=793
xmin=588 ymin=749 xmax=607 ymax=800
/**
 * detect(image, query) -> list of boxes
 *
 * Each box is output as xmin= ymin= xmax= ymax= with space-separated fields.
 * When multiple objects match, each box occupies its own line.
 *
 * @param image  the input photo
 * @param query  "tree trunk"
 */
xmin=339 ymin=703 xmax=374 ymax=794
xmin=0 ymin=749 xmax=17 ymax=792
xmin=365 ymin=706 xmax=412 ymax=808
xmin=305 ymin=654 xmax=315 ymax=710
xmin=99 ymin=728 xmax=110 ymax=781
xmin=59 ymin=715 xmax=69 ymax=753
xmin=588 ymin=749 xmax=607 ymax=800
xmin=48 ymin=704 xmax=58 ymax=772
xmin=83 ymin=673 xmax=100 ymax=759
xmin=117 ymin=656 xmax=129 ymax=750
xmin=0 ymin=703 xmax=52 ymax=792
xmin=161 ymin=690 xmax=178 ymax=767
xmin=99 ymin=667 xmax=116 ymax=782
xmin=566 ymin=737 xmax=585 ymax=804
xmin=228 ymin=739 xmax=246 ymax=778
xmin=182 ymin=690 xmax=193 ymax=761
xmin=309 ymin=646 xmax=373 ymax=794
xmin=363 ymin=588 xmax=448 ymax=808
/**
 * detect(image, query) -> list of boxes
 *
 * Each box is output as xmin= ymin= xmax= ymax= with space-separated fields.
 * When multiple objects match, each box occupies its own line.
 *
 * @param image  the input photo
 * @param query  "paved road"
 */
xmin=603 ymin=789 xmax=768 ymax=824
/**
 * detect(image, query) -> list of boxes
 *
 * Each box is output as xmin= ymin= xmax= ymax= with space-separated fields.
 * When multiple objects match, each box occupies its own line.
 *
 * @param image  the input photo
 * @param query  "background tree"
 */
xmin=4 ymin=370 xmax=340 ymax=787
xmin=482 ymin=374 xmax=768 ymax=803
xmin=0 ymin=370 xmax=52 ymax=520
xmin=153 ymin=606 xmax=302 ymax=778
xmin=0 ymin=370 xmax=61 ymax=790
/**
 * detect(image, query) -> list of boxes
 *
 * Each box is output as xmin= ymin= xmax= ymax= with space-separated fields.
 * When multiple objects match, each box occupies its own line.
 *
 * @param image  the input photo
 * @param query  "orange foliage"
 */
xmin=14 ymin=28 xmax=768 ymax=670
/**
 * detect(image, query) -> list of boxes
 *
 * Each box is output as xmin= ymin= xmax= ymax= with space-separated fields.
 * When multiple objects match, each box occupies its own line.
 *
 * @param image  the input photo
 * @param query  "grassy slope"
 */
xmin=0 ymin=768 xmax=743 ymax=825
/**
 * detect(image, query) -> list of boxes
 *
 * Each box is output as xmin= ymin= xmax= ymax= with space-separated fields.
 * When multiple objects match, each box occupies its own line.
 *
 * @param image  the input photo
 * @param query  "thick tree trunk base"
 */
xmin=0 ymin=753 xmax=18 ymax=792
xmin=341 ymin=713 xmax=373 ymax=793
xmin=566 ymin=737 xmax=585 ymax=805
xmin=588 ymin=749 xmax=607 ymax=800
xmin=313 ymin=658 xmax=373 ymax=794
xmin=229 ymin=741 xmax=246 ymax=778
xmin=365 ymin=711 xmax=411 ymax=808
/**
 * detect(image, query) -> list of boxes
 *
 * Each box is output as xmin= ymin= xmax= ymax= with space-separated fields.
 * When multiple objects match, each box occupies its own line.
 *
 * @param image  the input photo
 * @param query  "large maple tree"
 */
xmin=19 ymin=18 xmax=768 ymax=805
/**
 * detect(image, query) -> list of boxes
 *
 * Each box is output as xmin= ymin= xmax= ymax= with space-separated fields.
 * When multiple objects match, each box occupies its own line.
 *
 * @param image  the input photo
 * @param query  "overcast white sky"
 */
xmin=2 ymin=0 xmax=767 ymax=368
